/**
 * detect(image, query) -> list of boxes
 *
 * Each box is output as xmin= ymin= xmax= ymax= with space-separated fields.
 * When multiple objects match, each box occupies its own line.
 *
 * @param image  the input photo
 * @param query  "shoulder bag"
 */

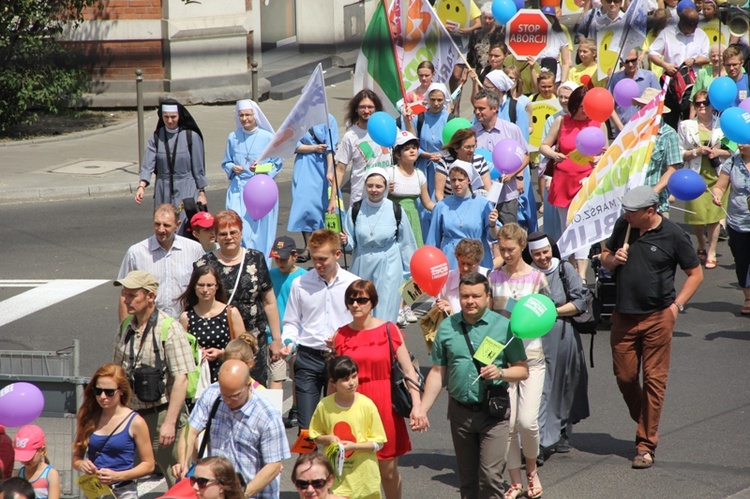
xmin=558 ymin=262 xmax=600 ymax=367
xmin=385 ymin=322 xmax=424 ymax=418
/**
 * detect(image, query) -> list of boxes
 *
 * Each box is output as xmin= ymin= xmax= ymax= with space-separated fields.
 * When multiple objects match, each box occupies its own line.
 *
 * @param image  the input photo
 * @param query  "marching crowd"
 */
xmin=3 ymin=0 xmax=750 ymax=498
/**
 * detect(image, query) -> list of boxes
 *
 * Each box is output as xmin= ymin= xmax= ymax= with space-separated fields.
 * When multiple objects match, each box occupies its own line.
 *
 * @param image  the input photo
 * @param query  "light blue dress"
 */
xmin=425 ymin=194 xmax=496 ymax=270
xmin=343 ymin=198 xmax=418 ymax=323
xmin=413 ymin=110 xmax=450 ymax=240
xmin=287 ymin=114 xmax=339 ymax=232
xmin=222 ymin=128 xmax=282 ymax=262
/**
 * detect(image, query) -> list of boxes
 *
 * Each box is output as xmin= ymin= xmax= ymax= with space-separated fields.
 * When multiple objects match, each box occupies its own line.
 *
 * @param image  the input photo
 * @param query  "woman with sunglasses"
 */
xmin=179 ymin=265 xmax=246 ymax=383
xmin=73 ymin=364 xmax=155 ymax=498
xmin=678 ymin=90 xmax=730 ymax=269
xmin=435 ymin=128 xmax=492 ymax=202
xmin=331 ymin=280 xmax=427 ymax=499
xmin=191 ymin=457 xmax=244 ymax=499
xmin=291 ymin=453 xmax=346 ymax=499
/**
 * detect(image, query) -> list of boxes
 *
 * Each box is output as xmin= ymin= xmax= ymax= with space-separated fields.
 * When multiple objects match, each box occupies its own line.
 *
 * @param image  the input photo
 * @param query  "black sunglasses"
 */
xmin=623 ymin=57 xmax=638 ymax=64
xmin=190 ymin=477 xmax=219 ymax=488
xmin=93 ymin=387 xmax=117 ymax=397
xmin=693 ymin=100 xmax=708 ymax=107
xmin=346 ymin=297 xmax=371 ymax=305
xmin=294 ymin=478 xmax=328 ymax=490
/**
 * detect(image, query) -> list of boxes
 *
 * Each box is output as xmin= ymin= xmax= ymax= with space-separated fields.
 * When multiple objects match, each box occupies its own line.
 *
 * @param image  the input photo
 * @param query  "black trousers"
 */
xmin=293 ymin=345 xmax=329 ymax=430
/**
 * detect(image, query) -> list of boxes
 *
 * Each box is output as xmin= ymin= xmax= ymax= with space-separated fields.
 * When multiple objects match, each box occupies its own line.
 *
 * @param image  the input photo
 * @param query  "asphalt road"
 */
xmin=1 ymin=187 xmax=750 ymax=498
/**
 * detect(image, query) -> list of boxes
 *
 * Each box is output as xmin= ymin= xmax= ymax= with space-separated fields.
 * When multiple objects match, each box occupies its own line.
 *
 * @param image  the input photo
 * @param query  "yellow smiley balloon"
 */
xmin=597 ymin=29 xmax=619 ymax=80
xmin=563 ymin=0 xmax=584 ymax=15
xmin=699 ymin=20 xmax=728 ymax=46
xmin=530 ymin=100 xmax=563 ymax=151
xmin=435 ymin=0 xmax=470 ymax=28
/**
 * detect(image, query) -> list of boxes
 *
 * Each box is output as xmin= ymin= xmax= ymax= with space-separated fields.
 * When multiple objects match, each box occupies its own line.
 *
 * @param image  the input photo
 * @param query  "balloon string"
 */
xmin=707 ymin=186 xmax=730 ymax=217
xmin=669 ymin=205 xmax=697 ymax=215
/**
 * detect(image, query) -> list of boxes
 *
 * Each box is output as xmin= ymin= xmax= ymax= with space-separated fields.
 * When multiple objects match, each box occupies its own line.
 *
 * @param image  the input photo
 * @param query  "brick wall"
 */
xmin=83 ymin=0 xmax=162 ymax=21
xmin=65 ymin=40 xmax=165 ymax=79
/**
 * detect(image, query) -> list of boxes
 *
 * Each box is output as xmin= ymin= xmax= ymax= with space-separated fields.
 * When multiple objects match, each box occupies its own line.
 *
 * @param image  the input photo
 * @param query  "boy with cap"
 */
xmin=189 ymin=212 xmax=219 ymax=253
xmin=601 ymin=185 xmax=703 ymax=469
xmin=269 ymin=236 xmax=308 ymax=426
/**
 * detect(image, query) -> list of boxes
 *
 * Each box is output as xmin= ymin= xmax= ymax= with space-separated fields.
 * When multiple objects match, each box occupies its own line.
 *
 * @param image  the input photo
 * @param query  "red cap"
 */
xmin=190 ymin=212 xmax=215 ymax=229
xmin=13 ymin=425 xmax=45 ymax=462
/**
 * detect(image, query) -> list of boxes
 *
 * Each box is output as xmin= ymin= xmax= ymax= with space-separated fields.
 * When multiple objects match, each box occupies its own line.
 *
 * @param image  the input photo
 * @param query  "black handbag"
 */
xmin=559 ymin=262 xmax=600 ymax=367
xmin=127 ymin=315 xmax=166 ymax=403
xmin=460 ymin=322 xmax=510 ymax=420
xmin=385 ymin=322 xmax=424 ymax=418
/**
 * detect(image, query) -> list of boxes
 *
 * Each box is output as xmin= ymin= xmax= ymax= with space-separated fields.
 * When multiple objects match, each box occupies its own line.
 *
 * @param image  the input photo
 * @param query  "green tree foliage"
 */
xmin=0 ymin=0 xmax=99 ymax=132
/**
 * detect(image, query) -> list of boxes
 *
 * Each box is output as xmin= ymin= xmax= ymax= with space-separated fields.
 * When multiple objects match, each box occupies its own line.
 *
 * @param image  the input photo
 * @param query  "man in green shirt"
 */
xmin=419 ymin=272 xmax=528 ymax=499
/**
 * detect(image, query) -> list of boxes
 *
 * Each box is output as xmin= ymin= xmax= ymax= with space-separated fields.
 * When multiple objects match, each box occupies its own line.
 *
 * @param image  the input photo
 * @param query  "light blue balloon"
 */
xmin=676 ymin=0 xmax=695 ymax=14
xmin=708 ymin=76 xmax=738 ymax=112
xmin=367 ymin=111 xmax=398 ymax=148
xmin=492 ymin=0 xmax=518 ymax=25
xmin=719 ymin=107 xmax=750 ymax=145
xmin=477 ymin=148 xmax=499 ymax=179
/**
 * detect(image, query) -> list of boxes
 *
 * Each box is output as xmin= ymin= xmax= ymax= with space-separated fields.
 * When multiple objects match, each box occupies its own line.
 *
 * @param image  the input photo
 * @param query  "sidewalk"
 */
xmin=0 ymin=73 xmax=356 ymax=205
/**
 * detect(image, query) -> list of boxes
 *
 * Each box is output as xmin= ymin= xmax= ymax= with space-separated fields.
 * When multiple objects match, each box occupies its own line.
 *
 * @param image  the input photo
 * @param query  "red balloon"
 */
xmin=409 ymin=245 xmax=450 ymax=297
xmin=582 ymin=87 xmax=615 ymax=123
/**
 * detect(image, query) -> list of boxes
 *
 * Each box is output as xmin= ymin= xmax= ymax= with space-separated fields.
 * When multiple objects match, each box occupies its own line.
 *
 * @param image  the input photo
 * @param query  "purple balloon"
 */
xmin=740 ymin=98 xmax=750 ymax=113
xmin=492 ymin=139 xmax=525 ymax=175
xmin=576 ymin=126 xmax=607 ymax=156
xmin=243 ymin=174 xmax=279 ymax=221
xmin=0 ymin=383 xmax=45 ymax=427
xmin=613 ymin=78 xmax=641 ymax=108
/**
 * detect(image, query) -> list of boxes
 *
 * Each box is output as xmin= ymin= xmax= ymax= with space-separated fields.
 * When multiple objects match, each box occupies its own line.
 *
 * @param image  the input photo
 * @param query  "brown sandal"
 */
xmin=632 ymin=451 xmax=655 ymax=469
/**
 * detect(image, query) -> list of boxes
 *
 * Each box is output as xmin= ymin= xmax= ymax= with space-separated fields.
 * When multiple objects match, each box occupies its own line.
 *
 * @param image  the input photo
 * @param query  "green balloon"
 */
xmin=510 ymin=294 xmax=558 ymax=339
xmin=441 ymin=117 xmax=473 ymax=145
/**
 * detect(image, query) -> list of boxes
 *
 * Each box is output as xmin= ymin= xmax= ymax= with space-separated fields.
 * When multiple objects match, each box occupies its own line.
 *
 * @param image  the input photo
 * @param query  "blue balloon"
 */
xmin=477 ymin=148 xmax=498 ymax=179
xmin=367 ymin=111 xmax=398 ymax=148
xmin=512 ymin=0 xmax=525 ymax=10
xmin=720 ymin=107 xmax=750 ymax=145
xmin=492 ymin=0 xmax=518 ymax=25
xmin=708 ymin=76 xmax=738 ymax=112
xmin=676 ymin=0 xmax=695 ymax=14
xmin=668 ymin=169 xmax=707 ymax=201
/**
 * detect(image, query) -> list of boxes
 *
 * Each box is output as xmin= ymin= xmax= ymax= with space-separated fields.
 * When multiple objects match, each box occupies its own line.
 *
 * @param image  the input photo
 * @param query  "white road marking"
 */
xmin=0 ymin=279 xmax=109 ymax=328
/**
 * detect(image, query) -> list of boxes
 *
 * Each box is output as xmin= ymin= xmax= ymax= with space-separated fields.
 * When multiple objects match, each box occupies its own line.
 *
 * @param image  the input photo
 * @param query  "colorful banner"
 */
xmin=558 ymin=88 xmax=666 ymax=258
xmin=258 ymin=63 xmax=329 ymax=161
xmin=388 ymin=0 xmax=463 ymax=96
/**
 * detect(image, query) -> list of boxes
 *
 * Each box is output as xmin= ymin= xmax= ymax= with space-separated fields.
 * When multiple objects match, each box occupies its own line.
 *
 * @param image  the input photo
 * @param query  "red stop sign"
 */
xmin=505 ymin=9 xmax=552 ymax=59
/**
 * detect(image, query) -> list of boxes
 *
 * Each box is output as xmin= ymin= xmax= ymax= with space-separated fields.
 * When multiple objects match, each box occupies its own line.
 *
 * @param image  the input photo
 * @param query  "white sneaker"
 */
xmin=404 ymin=307 xmax=418 ymax=323
xmin=397 ymin=310 xmax=408 ymax=326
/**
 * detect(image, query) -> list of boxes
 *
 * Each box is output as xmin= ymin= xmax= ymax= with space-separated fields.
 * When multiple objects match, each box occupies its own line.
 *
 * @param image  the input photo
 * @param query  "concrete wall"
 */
xmin=296 ymin=0 xmax=375 ymax=52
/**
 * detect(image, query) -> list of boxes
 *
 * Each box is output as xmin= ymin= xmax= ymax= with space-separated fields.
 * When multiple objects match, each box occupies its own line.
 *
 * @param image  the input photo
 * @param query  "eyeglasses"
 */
xmin=294 ymin=478 xmax=329 ymax=490
xmin=725 ymin=62 xmax=741 ymax=68
xmin=93 ymin=387 xmax=117 ymax=397
xmin=196 ymin=283 xmax=217 ymax=288
xmin=217 ymin=230 xmax=240 ymax=238
xmin=358 ymin=105 xmax=376 ymax=110
xmin=623 ymin=57 xmax=638 ymax=64
xmin=346 ymin=297 xmax=371 ymax=305
xmin=460 ymin=144 xmax=477 ymax=151
xmin=190 ymin=477 xmax=219 ymax=489
xmin=693 ymin=100 xmax=708 ymax=107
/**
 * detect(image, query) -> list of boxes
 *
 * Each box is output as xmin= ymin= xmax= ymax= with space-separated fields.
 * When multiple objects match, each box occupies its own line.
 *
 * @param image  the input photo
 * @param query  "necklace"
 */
xmin=363 ymin=200 xmax=387 ymax=236
xmin=453 ymin=196 xmax=471 ymax=227
xmin=503 ymin=268 xmax=526 ymax=300
xmin=219 ymin=248 xmax=241 ymax=263
xmin=242 ymin=128 xmax=259 ymax=165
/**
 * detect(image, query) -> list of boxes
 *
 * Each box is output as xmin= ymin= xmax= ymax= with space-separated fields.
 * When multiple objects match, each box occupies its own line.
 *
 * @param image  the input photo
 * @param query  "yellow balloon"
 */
xmin=699 ymin=20 xmax=728 ymax=46
xmin=529 ymin=100 xmax=563 ymax=150
xmin=435 ymin=0 xmax=470 ymax=29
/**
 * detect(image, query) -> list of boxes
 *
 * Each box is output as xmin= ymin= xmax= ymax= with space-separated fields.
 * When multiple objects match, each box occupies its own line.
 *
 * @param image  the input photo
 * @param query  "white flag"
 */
xmin=258 ymin=63 xmax=329 ymax=161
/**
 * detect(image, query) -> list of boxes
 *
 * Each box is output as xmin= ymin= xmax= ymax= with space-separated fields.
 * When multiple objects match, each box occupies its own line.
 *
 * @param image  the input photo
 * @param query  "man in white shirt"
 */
xmin=118 ymin=204 xmax=204 ymax=320
xmin=280 ymin=229 xmax=359 ymax=430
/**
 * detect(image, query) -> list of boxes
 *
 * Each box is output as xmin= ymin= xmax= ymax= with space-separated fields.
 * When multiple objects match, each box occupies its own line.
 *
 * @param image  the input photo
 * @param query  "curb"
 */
xmin=0 ymin=116 xmax=143 ymax=148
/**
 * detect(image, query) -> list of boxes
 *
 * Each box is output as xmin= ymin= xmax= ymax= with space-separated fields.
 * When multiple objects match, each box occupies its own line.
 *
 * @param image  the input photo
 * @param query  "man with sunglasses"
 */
xmin=180 ymin=360 xmax=289 ymax=498
xmin=610 ymin=49 xmax=660 ymax=135
xmin=601 ymin=186 xmax=703 ymax=469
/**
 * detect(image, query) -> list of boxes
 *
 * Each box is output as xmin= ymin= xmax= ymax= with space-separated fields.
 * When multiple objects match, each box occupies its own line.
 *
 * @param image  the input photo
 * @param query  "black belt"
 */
xmin=137 ymin=403 xmax=169 ymax=415
xmin=297 ymin=345 xmax=329 ymax=357
xmin=112 ymin=480 xmax=134 ymax=489
xmin=451 ymin=397 xmax=484 ymax=412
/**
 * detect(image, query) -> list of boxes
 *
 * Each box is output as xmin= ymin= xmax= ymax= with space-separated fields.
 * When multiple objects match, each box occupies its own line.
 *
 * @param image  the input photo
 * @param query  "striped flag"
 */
xmin=258 ymin=63 xmax=329 ymax=161
xmin=353 ymin=0 xmax=403 ymax=115
xmin=558 ymin=87 xmax=666 ymax=258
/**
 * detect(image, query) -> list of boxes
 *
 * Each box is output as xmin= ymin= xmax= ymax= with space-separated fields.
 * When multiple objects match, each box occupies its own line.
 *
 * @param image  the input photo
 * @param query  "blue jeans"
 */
xmin=293 ymin=346 xmax=329 ymax=430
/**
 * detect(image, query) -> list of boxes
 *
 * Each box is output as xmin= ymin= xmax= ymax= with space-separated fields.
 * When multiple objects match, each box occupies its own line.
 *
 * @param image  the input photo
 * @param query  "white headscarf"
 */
xmin=235 ymin=99 xmax=274 ymax=134
xmin=425 ymin=83 xmax=452 ymax=109
xmin=485 ymin=70 xmax=513 ymax=92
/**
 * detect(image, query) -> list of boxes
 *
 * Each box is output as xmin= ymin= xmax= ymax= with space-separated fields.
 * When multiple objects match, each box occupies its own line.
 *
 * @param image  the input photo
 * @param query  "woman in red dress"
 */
xmin=539 ymin=85 xmax=608 ymax=282
xmin=333 ymin=279 xmax=427 ymax=499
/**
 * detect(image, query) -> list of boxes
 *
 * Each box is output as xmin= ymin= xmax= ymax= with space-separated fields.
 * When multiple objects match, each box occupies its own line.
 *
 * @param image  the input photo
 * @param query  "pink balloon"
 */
xmin=492 ymin=138 xmax=525 ymax=175
xmin=576 ymin=126 xmax=607 ymax=156
xmin=613 ymin=78 xmax=641 ymax=108
xmin=243 ymin=175 xmax=279 ymax=221
xmin=740 ymin=98 xmax=750 ymax=113
xmin=0 ymin=383 xmax=45 ymax=427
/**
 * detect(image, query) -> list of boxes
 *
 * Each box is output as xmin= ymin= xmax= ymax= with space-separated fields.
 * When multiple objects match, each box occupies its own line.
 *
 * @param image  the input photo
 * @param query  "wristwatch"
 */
xmin=673 ymin=301 xmax=684 ymax=312
xmin=515 ymin=175 xmax=524 ymax=180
